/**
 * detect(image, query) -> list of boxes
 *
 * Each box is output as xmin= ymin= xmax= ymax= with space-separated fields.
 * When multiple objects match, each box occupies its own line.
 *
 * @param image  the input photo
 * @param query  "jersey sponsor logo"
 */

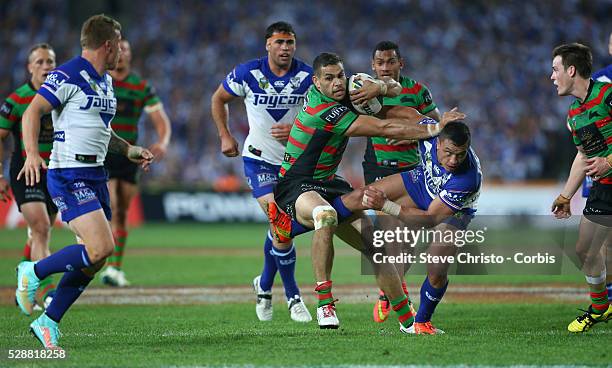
xmin=422 ymin=89 xmax=433 ymax=105
xmin=273 ymin=80 xmax=285 ymax=87
xmin=72 ymin=185 xmax=97 ymax=205
xmin=256 ymin=173 xmax=277 ymax=187
xmin=79 ymin=95 xmax=117 ymax=112
xmin=0 ymin=101 xmax=12 ymax=116
xmin=321 ymin=105 xmax=349 ymax=124
xmin=44 ymin=72 xmax=67 ymax=90
xmin=444 ymin=189 xmax=470 ymax=204
xmin=253 ymin=94 xmax=304 ymax=108
xmin=52 ymin=196 xmax=68 ymax=212
xmin=576 ymin=124 xmax=606 ymax=156
xmin=54 ymin=131 xmax=65 ymax=142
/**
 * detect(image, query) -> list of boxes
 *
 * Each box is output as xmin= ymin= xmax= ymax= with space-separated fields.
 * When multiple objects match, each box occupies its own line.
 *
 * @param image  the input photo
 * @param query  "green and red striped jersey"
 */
xmin=566 ymin=80 xmax=612 ymax=182
xmin=112 ymin=73 xmax=160 ymax=144
xmin=0 ymin=82 xmax=54 ymax=167
xmin=364 ymin=76 xmax=437 ymax=169
xmin=279 ymin=86 xmax=359 ymax=180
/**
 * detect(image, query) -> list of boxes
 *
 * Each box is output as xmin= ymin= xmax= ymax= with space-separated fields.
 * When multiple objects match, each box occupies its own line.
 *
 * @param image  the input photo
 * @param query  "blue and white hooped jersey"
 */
xmin=222 ymin=56 xmax=312 ymax=165
xmin=418 ymin=136 xmax=482 ymax=214
xmin=38 ymin=56 xmax=116 ymax=169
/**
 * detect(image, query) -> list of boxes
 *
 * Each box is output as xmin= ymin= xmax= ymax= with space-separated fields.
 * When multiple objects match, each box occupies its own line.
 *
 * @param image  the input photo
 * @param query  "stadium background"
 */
xmin=0 ymin=0 xmax=611 ymax=366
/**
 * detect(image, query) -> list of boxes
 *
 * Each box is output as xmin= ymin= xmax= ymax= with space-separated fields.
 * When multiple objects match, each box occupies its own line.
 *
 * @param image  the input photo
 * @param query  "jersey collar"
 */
xmin=77 ymin=56 xmax=104 ymax=81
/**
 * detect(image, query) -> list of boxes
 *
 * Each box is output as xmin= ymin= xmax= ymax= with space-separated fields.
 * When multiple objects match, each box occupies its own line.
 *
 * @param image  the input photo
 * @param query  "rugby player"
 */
xmin=360 ymin=40 xmax=442 ymax=324
xmin=353 ymin=121 xmax=481 ymax=334
xmin=270 ymin=52 xmax=465 ymax=330
xmin=0 ymin=43 xmax=58 ymax=309
xmin=211 ymin=22 xmax=313 ymax=322
xmin=99 ymin=39 xmax=172 ymax=287
xmin=16 ymin=14 xmax=153 ymax=348
xmin=591 ymin=31 xmax=612 ymax=302
xmin=550 ymin=43 xmax=612 ymax=332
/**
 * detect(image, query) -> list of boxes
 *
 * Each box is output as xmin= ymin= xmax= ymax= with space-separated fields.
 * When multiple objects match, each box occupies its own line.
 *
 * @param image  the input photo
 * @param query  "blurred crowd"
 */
xmin=1 ymin=0 xmax=611 ymax=189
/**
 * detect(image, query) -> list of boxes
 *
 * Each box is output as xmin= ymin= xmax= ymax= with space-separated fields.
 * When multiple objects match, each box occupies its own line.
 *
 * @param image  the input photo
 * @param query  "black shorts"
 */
xmin=104 ymin=153 xmax=139 ymax=184
xmin=274 ymin=175 xmax=353 ymax=221
xmin=9 ymin=168 xmax=58 ymax=215
xmin=362 ymin=162 xmax=413 ymax=185
xmin=583 ymin=181 xmax=612 ymax=226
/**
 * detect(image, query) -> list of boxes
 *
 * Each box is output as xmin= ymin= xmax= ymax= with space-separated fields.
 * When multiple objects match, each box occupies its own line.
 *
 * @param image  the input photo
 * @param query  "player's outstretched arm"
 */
xmin=211 ymin=84 xmax=239 ymax=157
xmin=17 ymin=95 xmax=52 ymax=186
xmin=145 ymin=103 xmax=171 ymax=160
xmin=345 ymin=107 xmax=465 ymax=140
xmin=109 ymin=130 xmax=154 ymax=170
xmin=552 ymin=150 xmax=587 ymax=219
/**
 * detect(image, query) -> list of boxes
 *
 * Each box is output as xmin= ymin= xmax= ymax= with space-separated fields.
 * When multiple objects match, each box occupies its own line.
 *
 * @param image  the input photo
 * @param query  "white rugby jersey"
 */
xmin=222 ymin=57 xmax=312 ymax=165
xmin=39 ymin=56 xmax=116 ymax=169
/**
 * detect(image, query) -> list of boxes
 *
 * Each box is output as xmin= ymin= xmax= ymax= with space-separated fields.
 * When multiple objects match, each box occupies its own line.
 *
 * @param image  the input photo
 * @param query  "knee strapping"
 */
xmin=585 ymin=269 xmax=607 ymax=285
xmin=312 ymin=205 xmax=337 ymax=230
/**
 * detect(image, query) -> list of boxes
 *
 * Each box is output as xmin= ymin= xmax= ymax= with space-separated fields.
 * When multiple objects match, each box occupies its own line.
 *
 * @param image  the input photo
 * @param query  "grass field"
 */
xmin=0 ymin=223 xmax=610 ymax=367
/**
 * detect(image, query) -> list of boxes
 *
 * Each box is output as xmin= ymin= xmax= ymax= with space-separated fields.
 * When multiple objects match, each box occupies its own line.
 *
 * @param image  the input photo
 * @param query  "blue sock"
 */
xmin=259 ymin=231 xmax=277 ymax=292
xmin=331 ymin=197 xmax=353 ymax=222
xmin=415 ymin=276 xmax=448 ymax=323
xmin=45 ymin=268 xmax=93 ymax=323
xmin=34 ymin=244 xmax=92 ymax=280
xmin=290 ymin=219 xmax=309 ymax=237
xmin=607 ymin=283 xmax=612 ymax=302
xmin=271 ymin=243 xmax=300 ymax=300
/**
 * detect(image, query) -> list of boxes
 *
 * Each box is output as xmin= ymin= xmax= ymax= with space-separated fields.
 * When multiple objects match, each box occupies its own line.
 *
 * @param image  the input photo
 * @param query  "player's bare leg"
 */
xmin=101 ymin=178 xmax=137 ymax=287
xmin=295 ymin=191 xmax=338 ymax=328
xmin=567 ymin=216 xmax=611 ymax=332
xmin=334 ymin=212 xmax=416 ymax=332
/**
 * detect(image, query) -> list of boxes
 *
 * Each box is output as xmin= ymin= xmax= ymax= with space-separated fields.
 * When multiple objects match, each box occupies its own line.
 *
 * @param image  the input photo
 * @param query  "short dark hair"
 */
xmin=439 ymin=121 xmax=471 ymax=147
xmin=28 ymin=43 xmax=54 ymax=62
xmin=313 ymin=52 xmax=343 ymax=76
xmin=80 ymin=14 xmax=122 ymax=50
xmin=372 ymin=40 xmax=401 ymax=60
xmin=552 ymin=43 xmax=592 ymax=79
xmin=265 ymin=21 xmax=296 ymax=40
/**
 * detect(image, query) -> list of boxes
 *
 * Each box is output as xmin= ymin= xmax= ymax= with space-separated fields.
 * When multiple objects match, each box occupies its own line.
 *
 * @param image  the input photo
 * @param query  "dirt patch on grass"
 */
xmin=1 ymin=284 xmax=587 ymax=306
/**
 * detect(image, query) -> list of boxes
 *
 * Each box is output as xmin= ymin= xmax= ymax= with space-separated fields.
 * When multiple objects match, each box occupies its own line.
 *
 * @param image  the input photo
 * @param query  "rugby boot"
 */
xmin=16 ymin=261 xmax=40 ymax=316
xmin=567 ymin=304 xmax=612 ymax=333
xmin=253 ymin=275 xmax=273 ymax=321
xmin=288 ymin=296 xmax=312 ymax=322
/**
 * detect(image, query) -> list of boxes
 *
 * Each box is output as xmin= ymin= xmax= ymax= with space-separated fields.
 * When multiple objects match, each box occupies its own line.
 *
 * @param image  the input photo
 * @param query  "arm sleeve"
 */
xmin=222 ymin=64 xmax=247 ymax=97
xmin=438 ymin=176 xmax=478 ymax=212
xmin=0 ymin=98 xmax=17 ymax=130
xmin=38 ymin=70 xmax=74 ymax=108
xmin=417 ymin=83 xmax=437 ymax=114
xmin=143 ymin=82 xmax=161 ymax=106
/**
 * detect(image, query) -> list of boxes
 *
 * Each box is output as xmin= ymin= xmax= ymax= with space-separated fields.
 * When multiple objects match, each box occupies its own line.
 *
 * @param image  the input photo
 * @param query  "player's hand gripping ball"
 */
xmin=348 ymin=73 xmax=383 ymax=115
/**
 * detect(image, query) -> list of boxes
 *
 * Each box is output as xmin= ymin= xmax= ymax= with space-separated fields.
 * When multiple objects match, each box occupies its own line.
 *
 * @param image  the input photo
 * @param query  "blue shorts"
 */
xmin=243 ymin=157 xmax=281 ymax=199
xmin=400 ymin=167 xmax=473 ymax=229
xmin=47 ymin=167 xmax=111 ymax=223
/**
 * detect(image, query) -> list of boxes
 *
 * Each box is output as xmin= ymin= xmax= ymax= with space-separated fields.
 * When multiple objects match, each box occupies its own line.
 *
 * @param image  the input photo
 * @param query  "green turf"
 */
xmin=0 ymin=224 xmax=585 ymax=287
xmin=1 ymin=303 xmax=610 ymax=367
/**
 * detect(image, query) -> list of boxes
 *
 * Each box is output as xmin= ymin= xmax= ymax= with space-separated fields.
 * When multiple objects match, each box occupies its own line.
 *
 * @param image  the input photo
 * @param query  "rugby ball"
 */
xmin=348 ymin=73 xmax=384 ymax=115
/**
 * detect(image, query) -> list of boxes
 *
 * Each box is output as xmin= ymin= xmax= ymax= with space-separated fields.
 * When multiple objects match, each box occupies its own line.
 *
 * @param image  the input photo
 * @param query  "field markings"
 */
xmin=0 ymin=284 xmax=588 ymax=306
